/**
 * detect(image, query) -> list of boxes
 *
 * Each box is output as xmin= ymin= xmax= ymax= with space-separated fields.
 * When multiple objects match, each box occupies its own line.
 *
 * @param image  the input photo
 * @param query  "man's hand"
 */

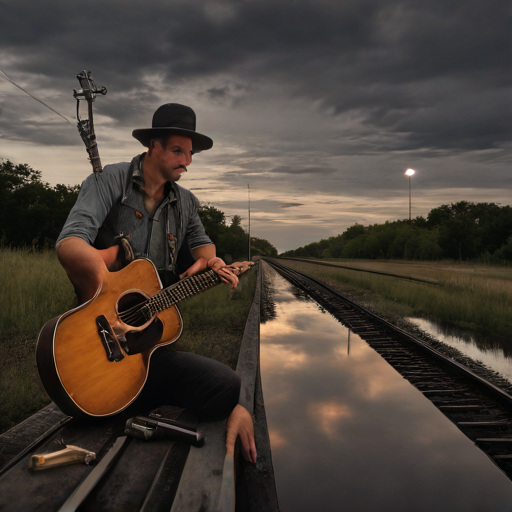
xmin=226 ymin=404 xmax=257 ymax=463
xmin=180 ymin=257 xmax=254 ymax=292
xmin=225 ymin=261 xmax=255 ymax=275
xmin=207 ymin=257 xmax=239 ymax=291
xmin=210 ymin=258 xmax=255 ymax=292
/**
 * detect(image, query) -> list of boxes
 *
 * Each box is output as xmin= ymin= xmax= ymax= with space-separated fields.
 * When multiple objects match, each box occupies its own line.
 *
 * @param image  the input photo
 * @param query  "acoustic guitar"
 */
xmin=36 ymin=258 xmax=251 ymax=418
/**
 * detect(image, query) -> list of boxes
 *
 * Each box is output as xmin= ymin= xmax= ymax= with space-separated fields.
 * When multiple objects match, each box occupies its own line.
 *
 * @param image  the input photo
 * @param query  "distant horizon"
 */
xmin=279 ymin=201 xmax=512 ymax=256
xmin=1 ymin=0 xmax=510 ymax=254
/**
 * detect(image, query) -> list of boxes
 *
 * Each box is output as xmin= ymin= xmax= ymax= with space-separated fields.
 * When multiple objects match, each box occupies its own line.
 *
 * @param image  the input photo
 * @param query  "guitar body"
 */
xmin=37 ymin=259 xmax=183 ymax=418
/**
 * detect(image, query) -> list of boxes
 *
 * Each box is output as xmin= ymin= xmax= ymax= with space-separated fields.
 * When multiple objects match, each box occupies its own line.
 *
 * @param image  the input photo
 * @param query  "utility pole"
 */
xmin=248 ymin=184 xmax=251 ymax=261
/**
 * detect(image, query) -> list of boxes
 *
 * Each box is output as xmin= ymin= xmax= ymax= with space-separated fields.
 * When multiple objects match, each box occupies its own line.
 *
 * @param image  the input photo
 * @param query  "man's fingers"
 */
xmin=216 ymin=267 xmax=239 ymax=290
xmin=239 ymin=430 xmax=258 ymax=463
xmin=226 ymin=405 xmax=257 ymax=463
xmin=209 ymin=258 xmax=255 ymax=291
xmin=226 ymin=261 xmax=254 ymax=276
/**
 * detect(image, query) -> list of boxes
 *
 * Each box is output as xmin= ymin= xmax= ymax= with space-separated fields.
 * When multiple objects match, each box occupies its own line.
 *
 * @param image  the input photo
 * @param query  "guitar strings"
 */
xmin=118 ymin=302 xmax=151 ymax=324
xmin=119 ymin=307 xmax=149 ymax=324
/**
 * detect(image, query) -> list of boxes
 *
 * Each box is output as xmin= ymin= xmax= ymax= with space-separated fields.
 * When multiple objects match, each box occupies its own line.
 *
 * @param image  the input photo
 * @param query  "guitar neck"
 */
xmin=146 ymin=270 xmax=221 ymax=315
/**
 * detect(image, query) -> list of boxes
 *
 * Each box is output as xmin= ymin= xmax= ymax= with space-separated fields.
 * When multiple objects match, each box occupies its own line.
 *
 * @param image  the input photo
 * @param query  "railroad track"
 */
xmin=277 ymin=256 xmax=439 ymax=285
xmin=263 ymin=258 xmax=512 ymax=480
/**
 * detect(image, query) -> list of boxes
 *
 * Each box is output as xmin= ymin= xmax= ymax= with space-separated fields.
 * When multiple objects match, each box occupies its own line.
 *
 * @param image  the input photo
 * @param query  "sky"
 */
xmin=0 ymin=0 xmax=510 ymax=253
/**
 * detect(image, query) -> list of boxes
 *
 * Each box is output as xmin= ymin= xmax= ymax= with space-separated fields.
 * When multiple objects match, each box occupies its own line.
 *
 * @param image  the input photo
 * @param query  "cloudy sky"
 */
xmin=1 ymin=0 xmax=510 ymax=253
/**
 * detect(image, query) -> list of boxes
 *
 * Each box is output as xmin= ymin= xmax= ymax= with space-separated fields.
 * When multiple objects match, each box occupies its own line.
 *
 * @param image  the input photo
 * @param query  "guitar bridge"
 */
xmin=96 ymin=315 xmax=125 ymax=362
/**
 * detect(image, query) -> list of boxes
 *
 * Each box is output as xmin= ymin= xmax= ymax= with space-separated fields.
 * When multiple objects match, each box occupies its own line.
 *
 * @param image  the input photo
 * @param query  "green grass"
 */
xmin=281 ymin=259 xmax=512 ymax=340
xmin=0 ymin=248 xmax=75 ymax=433
xmin=0 ymin=247 xmax=257 ymax=434
xmin=0 ymin=334 xmax=52 ymax=432
xmin=0 ymin=248 xmax=76 ymax=335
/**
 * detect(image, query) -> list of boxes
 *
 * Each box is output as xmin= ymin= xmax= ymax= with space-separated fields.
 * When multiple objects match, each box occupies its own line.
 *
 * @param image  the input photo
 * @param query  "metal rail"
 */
xmin=277 ymin=256 xmax=439 ymax=285
xmin=263 ymin=257 xmax=512 ymax=479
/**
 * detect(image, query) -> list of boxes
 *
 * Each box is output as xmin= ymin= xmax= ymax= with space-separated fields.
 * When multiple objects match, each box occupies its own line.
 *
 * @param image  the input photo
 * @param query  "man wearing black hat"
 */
xmin=56 ymin=104 xmax=257 ymax=463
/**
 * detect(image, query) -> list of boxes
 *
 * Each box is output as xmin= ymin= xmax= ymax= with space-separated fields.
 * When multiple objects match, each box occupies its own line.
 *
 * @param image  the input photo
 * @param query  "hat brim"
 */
xmin=132 ymin=127 xmax=213 ymax=153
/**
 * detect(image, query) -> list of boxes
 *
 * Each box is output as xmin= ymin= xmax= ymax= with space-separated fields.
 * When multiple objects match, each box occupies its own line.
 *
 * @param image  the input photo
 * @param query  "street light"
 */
xmin=405 ymin=169 xmax=415 ymax=221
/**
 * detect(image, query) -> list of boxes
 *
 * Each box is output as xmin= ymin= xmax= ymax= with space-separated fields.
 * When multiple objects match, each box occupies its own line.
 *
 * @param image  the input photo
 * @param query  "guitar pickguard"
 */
xmin=122 ymin=318 xmax=164 ymax=355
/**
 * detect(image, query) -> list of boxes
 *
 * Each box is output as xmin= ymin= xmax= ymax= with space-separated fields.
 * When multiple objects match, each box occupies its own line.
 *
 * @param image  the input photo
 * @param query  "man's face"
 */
xmin=152 ymin=134 xmax=194 ymax=182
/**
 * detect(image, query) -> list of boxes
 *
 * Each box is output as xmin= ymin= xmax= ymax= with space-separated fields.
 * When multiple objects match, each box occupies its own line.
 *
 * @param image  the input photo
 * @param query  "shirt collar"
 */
xmin=132 ymin=152 xmax=175 ymax=200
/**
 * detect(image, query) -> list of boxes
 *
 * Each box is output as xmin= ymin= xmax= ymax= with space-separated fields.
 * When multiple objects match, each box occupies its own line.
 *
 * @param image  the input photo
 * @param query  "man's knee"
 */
xmin=225 ymin=370 xmax=242 ymax=407
xmin=202 ymin=369 xmax=241 ymax=422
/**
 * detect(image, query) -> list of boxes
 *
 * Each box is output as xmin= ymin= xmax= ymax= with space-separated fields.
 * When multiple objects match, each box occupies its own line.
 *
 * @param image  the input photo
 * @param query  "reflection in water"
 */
xmin=407 ymin=317 xmax=512 ymax=384
xmin=260 ymin=265 xmax=512 ymax=512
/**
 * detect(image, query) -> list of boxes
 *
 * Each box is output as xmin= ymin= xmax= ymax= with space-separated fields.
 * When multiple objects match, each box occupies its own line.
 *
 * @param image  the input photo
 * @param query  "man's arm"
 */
xmin=192 ymin=244 xmax=216 ymax=261
xmin=56 ymin=237 xmax=111 ymax=305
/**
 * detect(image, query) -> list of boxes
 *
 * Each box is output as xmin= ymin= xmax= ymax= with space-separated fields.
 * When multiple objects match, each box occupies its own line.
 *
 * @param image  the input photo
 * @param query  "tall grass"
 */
xmin=324 ymin=258 xmax=512 ymax=289
xmin=0 ymin=248 xmax=75 ymax=433
xmin=0 ymin=247 xmax=257 ymax=434
xmin=283 ymin=259 xmax=512 ymax=340
xmin=0 ymin=248 xmax=75 ymax=335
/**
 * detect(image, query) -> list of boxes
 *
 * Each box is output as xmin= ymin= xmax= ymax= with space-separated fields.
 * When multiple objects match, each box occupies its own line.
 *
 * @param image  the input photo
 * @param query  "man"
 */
xmin=56 ymin=103 xmax=256 ymax=462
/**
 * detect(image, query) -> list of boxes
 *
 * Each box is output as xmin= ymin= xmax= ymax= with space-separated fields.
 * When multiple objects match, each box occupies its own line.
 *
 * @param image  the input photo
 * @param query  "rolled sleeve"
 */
xmin=56 ymin=166 xmax=125 ymax=246
xmin=184 ymin=194 xmax=212 ymax=249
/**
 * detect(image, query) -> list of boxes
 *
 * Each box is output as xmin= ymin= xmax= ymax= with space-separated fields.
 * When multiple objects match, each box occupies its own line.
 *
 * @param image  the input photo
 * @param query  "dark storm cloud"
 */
xmin=207 ymin=87 xmax=229 ymax=101
xmin=0 ymin=0 xmax=510 ymax=158
xmin=279 ymin=203 xmax=305 ymax=208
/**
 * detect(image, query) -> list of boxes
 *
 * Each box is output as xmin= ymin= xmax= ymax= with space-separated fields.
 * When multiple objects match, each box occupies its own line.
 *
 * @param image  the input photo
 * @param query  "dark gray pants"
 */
xmin=131 ymin=349 xmax=241 ymax=422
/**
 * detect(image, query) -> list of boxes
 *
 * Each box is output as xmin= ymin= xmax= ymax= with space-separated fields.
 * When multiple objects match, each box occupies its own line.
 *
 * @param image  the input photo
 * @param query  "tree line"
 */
xmin=281 ymin=201 xmax=512 ymax=262
xmin=0 ymin=160 xmax=277 ymax=260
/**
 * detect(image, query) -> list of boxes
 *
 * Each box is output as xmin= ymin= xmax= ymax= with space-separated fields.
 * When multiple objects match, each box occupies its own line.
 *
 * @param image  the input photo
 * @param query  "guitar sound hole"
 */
xmin=117 ymin=292 xmax=150 ymax=327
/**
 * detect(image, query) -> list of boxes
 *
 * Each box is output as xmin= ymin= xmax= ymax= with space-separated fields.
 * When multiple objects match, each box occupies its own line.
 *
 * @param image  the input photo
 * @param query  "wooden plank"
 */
xmin=0 ymin=418 xmax=122 ymax=512
xmin=235 ymin=369 xmax=280 ymax=512
xmin=235 ymin=262 xmax=262 ymax=415
xmin=58 ymin=435 xmax=130 ymax=512
xmin=0 ymin=403 xmax=69 ymax=471
xmin=80 ymin=437 xmax=189 ymax=512
xmin=170 ymin=420 xmax=228 ymax=511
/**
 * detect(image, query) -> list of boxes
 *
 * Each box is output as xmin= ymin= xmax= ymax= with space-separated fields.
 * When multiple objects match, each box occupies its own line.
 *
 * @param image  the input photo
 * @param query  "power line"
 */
xmin=0 ymin=68 xmax=73 ymax=124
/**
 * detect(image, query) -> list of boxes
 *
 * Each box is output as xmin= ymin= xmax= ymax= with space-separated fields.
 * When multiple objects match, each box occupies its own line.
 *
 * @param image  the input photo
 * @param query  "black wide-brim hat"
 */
xmin=132 ymin=103 xmax=213 ymax=153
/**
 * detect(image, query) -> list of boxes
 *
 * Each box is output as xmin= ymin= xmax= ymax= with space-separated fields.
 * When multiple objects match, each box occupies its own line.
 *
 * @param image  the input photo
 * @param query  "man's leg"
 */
xmin=133 ymin=349 xmax=241 ymax=422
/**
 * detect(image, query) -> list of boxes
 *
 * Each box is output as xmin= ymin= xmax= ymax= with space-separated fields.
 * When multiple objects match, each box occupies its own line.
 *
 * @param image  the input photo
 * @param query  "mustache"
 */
xmin=175 ymin=165 xmax=187 ymax=172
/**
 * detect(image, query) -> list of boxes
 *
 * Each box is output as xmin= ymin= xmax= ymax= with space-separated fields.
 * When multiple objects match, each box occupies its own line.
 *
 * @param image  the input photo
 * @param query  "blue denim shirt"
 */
xmin=57 ymin=153 xmax=212 ymax=276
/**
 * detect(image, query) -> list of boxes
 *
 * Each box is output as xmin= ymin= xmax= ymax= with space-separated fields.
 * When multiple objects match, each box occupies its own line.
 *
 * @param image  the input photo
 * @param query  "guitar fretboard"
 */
xmin=146 ymin=270 xmax=221 ymax=315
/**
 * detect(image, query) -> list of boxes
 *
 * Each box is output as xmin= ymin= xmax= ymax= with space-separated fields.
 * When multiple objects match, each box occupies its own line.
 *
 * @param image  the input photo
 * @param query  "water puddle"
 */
xmin=260 ymin=264 xmax=512 ymax=512
xmin=407 ymin=317 xmax=512 ymax=384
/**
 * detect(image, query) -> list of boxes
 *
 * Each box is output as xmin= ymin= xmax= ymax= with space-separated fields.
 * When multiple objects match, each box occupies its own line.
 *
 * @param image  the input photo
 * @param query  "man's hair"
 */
xmin=152 ymin=135 xmax=170 ymax=149
xmin=147 ymin=135 xmax=170 ymax=156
